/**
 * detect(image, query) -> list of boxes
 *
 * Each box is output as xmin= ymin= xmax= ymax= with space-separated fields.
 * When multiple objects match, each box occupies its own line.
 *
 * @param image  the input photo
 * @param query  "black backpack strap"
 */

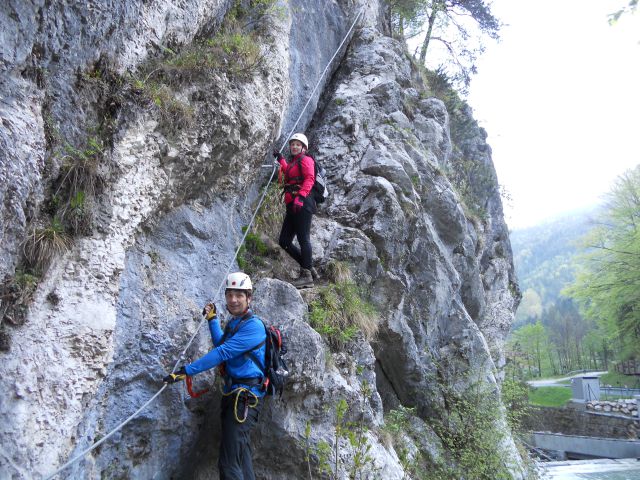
xmin=242 ymin=322 xmax=268 ymax=374
xmin=223 ymin=317 xmax=267 ymax=372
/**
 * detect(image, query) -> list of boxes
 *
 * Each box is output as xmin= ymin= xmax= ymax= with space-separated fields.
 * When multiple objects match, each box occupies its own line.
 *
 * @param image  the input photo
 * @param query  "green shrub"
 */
xmin=158 ymin=29 xmax=262 ymax=78
xmin=58 ymin=136 xmax=104 ymax=200
xmin=501 ymin=378 xmax=530 ymax=431
xmin=302 ymin=386 xmax=377 ymax=479
xmin=139 ymin=81 xmax=194 ymax=125
xmin=51 ymin=135 xmax=106 ymax=235
xmin=419 ymin=375 xmax=522 ymax=480
xmin=65 ymin=190 xmax=92 ymax=235
xmin=380 ymin=405 xmax=429 ymax=478
xmin=0 ymin=269 xmax=40 ymax=329
xmin=14 ymin=270 xmax=39 ymax=289
xmin=382 ymin=405 xmax=416 ymax=438
xmin=236 ymin=228 xmax=272 ymax=274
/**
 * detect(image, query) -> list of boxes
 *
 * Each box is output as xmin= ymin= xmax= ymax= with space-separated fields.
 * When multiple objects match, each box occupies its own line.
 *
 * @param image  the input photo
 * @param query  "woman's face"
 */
xmin=289 ymin=140 xmax=305 ymax=156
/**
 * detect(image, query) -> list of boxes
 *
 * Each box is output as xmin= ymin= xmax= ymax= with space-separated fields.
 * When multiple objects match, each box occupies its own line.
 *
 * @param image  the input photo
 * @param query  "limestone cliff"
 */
xmin=0 ymin=1 xmax=523 ymax=478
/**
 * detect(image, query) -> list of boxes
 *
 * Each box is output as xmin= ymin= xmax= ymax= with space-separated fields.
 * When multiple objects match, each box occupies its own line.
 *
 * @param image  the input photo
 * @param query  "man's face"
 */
xmin=225 ymin=289 xmax=251 ymax=316
xmin=289 ymin=140 xmax=305 ymax=156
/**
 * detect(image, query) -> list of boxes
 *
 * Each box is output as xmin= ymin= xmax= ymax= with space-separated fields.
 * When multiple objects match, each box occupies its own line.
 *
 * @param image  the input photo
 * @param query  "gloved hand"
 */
xmin=202 ymin=302 xmax=217 ymax=321
xmin=292 ymin=195 xmax=304 ymax=213
xmin=273 ymin=150 xmax=284 ymax=161
xmin=163 ymin=366 xmax=187 ymax=384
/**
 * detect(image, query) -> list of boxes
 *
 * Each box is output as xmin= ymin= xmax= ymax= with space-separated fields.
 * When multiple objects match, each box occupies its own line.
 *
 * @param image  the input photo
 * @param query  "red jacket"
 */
xmin=278 ymin=153 xmax=315 ymax=205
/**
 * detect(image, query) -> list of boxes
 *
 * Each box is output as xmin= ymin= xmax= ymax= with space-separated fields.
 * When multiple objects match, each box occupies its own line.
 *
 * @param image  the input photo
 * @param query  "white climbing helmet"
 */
xmin=225 ymin=272 xmax=253 ymax=292
xmin=289 ymin=132 xmax=308 ymax=150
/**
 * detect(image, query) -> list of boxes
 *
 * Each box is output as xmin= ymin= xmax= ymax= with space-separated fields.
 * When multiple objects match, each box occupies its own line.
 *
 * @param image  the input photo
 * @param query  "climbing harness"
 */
xmin=222 ymin=387 xmax=260 ymax=423
xmin=282 ymin=153 xmax=328 ymax=204
xmin=43 ymin=6 xmax=365 ymax=479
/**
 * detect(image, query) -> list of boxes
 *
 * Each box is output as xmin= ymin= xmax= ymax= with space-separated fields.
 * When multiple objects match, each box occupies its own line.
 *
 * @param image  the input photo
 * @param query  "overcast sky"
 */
xmin=466 ymin=0 xmax=640 ymax=230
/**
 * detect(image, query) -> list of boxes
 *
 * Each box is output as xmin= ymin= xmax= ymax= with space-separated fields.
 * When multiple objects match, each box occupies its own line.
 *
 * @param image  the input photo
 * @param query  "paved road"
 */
xmin=528 ymin=371 xmax=608 ymax=388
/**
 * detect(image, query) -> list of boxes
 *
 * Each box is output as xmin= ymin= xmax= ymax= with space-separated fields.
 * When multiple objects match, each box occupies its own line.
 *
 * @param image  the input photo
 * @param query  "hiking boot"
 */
xmin=292 ymin=268 xmax=314 ymax=289
xmin=310 ymin=267 xmax=319 ymax=281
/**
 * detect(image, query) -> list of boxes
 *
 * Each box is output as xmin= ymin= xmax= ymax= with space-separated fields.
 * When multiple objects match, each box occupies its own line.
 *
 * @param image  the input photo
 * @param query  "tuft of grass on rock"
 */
xmin=309 ymin=262 xmax=379 ymax=348
xmin=22 ymin=217 xmax=73 ymax=272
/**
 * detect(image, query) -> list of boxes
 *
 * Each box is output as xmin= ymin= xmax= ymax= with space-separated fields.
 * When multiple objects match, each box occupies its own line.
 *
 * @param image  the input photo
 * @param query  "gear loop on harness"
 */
xmin=223 ymin=387 xmax=260 ymax=423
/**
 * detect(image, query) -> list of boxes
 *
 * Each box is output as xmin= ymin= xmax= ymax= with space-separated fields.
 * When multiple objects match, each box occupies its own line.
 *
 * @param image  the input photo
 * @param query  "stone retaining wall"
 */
xmin=523 ymin=405 xmax=640 ymax=440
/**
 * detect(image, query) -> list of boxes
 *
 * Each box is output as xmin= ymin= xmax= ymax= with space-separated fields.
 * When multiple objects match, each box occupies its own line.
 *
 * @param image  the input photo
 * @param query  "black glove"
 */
xmin=163 ymin=366 xmax=187 ymax=384
xmin=202 ymin=302 xmax=217 ymax=321
xmin=273 ymin=150 xmax=284 ymax=161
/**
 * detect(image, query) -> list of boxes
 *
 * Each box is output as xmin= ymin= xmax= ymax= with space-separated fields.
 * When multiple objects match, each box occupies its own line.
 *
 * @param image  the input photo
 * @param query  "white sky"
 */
xmin=466 ymin=0 xmax=640 ymax=229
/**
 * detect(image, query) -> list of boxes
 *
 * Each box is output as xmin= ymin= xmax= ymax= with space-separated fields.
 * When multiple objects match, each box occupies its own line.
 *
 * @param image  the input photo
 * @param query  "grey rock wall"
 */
xmin=0 ymin=0 xmax=225 ymax=281
xmin=0 ymin=0 xmax=522 ymax=478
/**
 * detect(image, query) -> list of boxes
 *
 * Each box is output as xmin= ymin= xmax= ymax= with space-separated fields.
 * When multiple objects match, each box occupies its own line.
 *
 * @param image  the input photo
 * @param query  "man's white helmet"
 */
xmin=225 ymin=272 xmax=252 ymax=291
xmin=289 ymin=132 xmax=308 ymax=150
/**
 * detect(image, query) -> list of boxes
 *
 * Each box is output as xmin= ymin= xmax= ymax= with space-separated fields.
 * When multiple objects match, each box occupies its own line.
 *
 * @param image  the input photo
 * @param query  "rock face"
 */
xmin=0 ymin=1 xmax=522 ymax=479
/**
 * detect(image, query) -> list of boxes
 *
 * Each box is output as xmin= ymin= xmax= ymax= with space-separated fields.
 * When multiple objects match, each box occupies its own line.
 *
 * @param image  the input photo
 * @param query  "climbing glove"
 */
xmin=202 ymin=302 xmax=217 ymax=321
xmin=273 ymin=150 xmax=284 ymax=162
xmin=163 ymin=366 xmax=187 ymax=384
xmin=292 ymin=195 xmax=304 ymax=213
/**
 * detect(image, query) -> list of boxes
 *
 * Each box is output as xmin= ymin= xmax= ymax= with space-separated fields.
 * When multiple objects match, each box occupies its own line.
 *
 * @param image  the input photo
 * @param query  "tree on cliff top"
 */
xmin=609 ymin=0 xmax=638 ymax=24
xmin=389 ymin=0 xmax=501 ymax=90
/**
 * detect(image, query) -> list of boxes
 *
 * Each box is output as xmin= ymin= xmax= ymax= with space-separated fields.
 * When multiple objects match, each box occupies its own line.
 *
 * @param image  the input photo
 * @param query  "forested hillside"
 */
xmin=508 ymin=208 xmax=607 ymax=376
xmin=511 ymin=208 xmax=596 ymax=327
xmin=510 ymin=168 xmax=640 ymax=377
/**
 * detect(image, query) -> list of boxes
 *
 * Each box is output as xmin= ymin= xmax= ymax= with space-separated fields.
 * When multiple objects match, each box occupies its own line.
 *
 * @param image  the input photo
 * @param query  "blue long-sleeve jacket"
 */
xmin=185 ymin=311 xmax=267 ymax=396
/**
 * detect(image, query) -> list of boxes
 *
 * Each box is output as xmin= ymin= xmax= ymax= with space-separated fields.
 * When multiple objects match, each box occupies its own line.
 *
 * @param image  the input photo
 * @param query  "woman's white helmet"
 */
xmin=289 ymin=132 xmax=308 ymax=150
xmin=225 ymin=272 xmax=252 ymax=292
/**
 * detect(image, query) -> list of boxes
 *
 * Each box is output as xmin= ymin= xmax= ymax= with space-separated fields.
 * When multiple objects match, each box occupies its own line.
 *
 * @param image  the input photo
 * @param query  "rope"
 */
xmin=222 ymin=387 xmax=261 ymax=423
xmin=43 ymin=6 xmax=365 ymax=479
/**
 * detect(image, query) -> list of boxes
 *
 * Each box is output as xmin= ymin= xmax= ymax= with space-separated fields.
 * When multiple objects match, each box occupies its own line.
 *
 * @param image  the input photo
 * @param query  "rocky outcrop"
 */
xmin=0 ymin=0 xmax=227 ymax=281
xmin=0 ymin=0 xmax=522 ymax=479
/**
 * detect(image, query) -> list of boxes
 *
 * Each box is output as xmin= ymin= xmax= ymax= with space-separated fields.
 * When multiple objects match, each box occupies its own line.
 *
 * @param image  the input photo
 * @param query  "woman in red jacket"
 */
xmin=275 ymin=132 xmax=317 ymax=288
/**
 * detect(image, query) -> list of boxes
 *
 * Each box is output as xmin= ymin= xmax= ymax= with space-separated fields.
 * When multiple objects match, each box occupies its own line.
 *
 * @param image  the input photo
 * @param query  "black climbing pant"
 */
xmin=278 ymin=205 xmax=313 ymax=270
xmin=218 ymin=393 xmax=263 ymax=480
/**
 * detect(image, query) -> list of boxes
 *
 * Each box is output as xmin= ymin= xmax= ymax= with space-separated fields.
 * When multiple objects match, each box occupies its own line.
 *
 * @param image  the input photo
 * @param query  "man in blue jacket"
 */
xmin=164 ymin=272 xmax=266 ymax=480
